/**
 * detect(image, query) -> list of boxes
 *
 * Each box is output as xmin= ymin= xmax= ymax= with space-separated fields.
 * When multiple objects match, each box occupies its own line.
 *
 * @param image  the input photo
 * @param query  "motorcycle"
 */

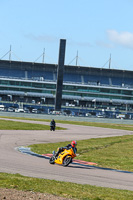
xmin=50 ymin=120 xmax=56 ymax=131
xmin=49 ymin=147 xmax=76 ymax=166
xmin=50 ymin=125 xmax=55 ymax=131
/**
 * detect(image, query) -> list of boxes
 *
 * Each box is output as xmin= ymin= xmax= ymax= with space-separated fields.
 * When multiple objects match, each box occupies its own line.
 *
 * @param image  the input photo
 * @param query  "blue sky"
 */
xmin=1 ymin=0 xmax=133 ymax=70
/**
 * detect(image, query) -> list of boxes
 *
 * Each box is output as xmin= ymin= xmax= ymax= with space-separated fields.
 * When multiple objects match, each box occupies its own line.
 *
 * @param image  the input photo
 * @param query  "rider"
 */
xmin=54 ymin=140 xmax=77 ymax=158
xmin=50 ymin=119 xmax=56 ymax=131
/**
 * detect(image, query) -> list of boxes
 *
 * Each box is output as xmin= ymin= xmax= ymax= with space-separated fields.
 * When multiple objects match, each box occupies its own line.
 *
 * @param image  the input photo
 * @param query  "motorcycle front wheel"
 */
xmin=63 ymin=156 xmax=72 ymax=166
xmin=49 ymin=156 xmax=55 ymax=164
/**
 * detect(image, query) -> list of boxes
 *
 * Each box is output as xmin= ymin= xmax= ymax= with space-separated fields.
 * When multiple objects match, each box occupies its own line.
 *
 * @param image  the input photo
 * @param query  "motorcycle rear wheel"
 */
xmin=63 ymin=156 xmax=72 ymax=166
xmin=49 ymin=156 xmax=55 ymax=164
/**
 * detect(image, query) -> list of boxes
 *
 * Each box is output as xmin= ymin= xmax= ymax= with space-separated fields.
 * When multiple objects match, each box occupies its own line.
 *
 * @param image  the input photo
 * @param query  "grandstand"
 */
xmin=0 ymin=58 xmax=133 ymax=117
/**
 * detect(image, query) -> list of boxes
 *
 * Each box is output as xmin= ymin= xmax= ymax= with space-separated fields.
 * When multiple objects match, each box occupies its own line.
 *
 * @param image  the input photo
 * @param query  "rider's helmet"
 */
xmin=71 ymin=140 xmax=77 ymax=148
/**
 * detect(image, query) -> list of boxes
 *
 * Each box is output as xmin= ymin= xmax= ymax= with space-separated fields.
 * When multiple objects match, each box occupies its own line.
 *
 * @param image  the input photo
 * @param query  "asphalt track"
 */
xmin=0 ymin=118 xmax=133 ymax=191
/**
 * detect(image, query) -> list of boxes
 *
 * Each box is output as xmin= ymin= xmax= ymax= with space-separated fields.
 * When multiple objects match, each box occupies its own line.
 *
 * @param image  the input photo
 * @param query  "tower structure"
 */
xmin=55 ymin=39 xmax=66 ymax=111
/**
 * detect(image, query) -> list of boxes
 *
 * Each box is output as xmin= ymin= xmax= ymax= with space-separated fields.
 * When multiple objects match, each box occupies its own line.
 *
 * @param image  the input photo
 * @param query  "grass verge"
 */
xmin=0 ymin=116 xmax=133 ymax=199
xmin=29 ymin=135 xmax=133 ymax=172
xmin=0 ymin=173 xmax=133 ymax=200
xmin=0 ymin=119 xmax=64 ymax=130
xmin=1 ymin=116 xmax=133 ymax=131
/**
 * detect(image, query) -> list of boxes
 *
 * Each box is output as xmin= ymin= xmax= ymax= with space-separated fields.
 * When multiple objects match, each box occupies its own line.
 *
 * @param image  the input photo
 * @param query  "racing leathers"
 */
xmin=54 ymin=144 xmax=77 ymax=158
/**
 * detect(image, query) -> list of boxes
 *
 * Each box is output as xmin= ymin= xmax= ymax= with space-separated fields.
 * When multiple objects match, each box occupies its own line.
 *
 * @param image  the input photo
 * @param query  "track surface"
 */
xmin=0 ymin=118 xmax=133 ymax=191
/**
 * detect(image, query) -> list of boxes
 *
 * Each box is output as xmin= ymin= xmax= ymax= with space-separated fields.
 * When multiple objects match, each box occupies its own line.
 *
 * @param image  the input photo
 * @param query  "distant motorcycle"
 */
xmin=49 ymin=147 xmax=76 ymax=166
xmin=50 ymin=125 xmax=55 ymax=131
xmin=50 ymin=119 xmax=56 ymax=131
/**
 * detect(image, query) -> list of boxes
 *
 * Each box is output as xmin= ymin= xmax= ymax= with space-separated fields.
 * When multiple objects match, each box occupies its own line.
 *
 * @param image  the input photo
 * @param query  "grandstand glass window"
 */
xmin=110 ymin=89 xmax=121 ymax=94
xmin=121 ymin=90 xmax=132 ymax=95
xmin=9 ymin=81 xmax=20 ymax=86
xmin=100 ymin=88 xmax=120 ymax=94
xmin=19 ymin=82 xmax=32 ymax=87
xmin=63 ymin=91 xmax=81 ymax=97
xmin=0 ymin=80 xmax=9 ymax=85
xmin=63 ymin=85 xmax=100 ymax=93
xmin=78 ymin=87 xmax=100 ymax=93
xmin=32 ymin=82 xmax=43 ymax=88
xmin=41 ymin=90 xmax=55 ymax=94
xmin=0 ymin=86 xmax=5 ymax=90
xmin=63 ymin=85 xmax=77 ymax=90
xmin=8 ymin=87 xmax=19 ymax=91
xmin=45 ymin=84 xmax=55 ymax=89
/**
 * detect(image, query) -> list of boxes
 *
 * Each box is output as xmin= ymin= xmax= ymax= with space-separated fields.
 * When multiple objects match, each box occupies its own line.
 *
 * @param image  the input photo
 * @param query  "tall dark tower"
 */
xmin=55 ymin=39 xmax=66 ymax=111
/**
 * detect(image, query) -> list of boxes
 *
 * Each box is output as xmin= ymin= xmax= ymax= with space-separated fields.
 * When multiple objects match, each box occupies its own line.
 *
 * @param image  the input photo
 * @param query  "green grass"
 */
xmin=29 ymin=135 xmax=133 ymax=172
xmin=0 ymin=117 xmax=133 ymax=171
xmin=0 ymin=173 xmax=133 ymax=200
xmin=0 ymin=119 xmax=64 ymax=130
xmin=0 ymin=116 xmax=133 ymax=199
xmin=1 ymin=115 xmax=133 ymax=131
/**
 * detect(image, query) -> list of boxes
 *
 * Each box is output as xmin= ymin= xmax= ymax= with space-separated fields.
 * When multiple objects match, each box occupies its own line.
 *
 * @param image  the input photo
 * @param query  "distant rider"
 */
xmin=54 ymin=140 xmax=77 ymax=158
xmin=50 ymin=119 xmax=56 ymax=131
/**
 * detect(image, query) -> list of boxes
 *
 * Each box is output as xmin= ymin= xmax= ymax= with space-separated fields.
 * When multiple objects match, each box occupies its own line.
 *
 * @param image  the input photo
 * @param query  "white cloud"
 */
xmin=96 ymin=41 xmax=114 ymax=48
xmin=24 ymin=34 xmax=91 ymax=48
xmin=25 ymin=34 xmax=58 ymax=43
xmin=107 ymin=30 xmax=133 ymax=49
xmin=67 ymin=39 xmax=92 ymax=47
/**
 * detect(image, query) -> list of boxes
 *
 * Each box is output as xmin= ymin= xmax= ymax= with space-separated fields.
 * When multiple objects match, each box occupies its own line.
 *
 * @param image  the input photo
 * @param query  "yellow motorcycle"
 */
xmin=49 ymin=147 xmax=76 ymax=166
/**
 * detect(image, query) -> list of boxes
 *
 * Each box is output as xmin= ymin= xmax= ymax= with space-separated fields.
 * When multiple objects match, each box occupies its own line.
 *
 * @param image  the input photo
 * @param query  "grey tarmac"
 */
xmin=0 ymin=118 xmax=133 ymax=191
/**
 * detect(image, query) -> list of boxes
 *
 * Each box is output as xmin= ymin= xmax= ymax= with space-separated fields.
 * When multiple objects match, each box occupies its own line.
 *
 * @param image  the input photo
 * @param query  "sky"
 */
xmin=0 ymin=0 xmax=133 ymax=71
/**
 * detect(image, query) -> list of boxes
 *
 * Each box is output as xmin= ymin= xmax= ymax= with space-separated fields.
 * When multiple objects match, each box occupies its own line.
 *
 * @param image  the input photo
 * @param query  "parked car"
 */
xmin=97 ymin=114 xmax=104 ymax=118
xmin=32 ymin=109 xmax=38 ymax=113
xmin=0 ymin=105 xmax=5 ymax=111
xmin=15 ymin=108 xmax=25 ymax=113
xmin=8 ymin=107 xmax=15 ymax=112
xmin=24 ymin=108 xmax=30 ymax=113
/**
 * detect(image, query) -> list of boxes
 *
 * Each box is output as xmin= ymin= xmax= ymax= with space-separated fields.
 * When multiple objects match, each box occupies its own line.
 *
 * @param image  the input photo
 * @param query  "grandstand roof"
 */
xmin=0 ymin=59 xmax=133 ymax=78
